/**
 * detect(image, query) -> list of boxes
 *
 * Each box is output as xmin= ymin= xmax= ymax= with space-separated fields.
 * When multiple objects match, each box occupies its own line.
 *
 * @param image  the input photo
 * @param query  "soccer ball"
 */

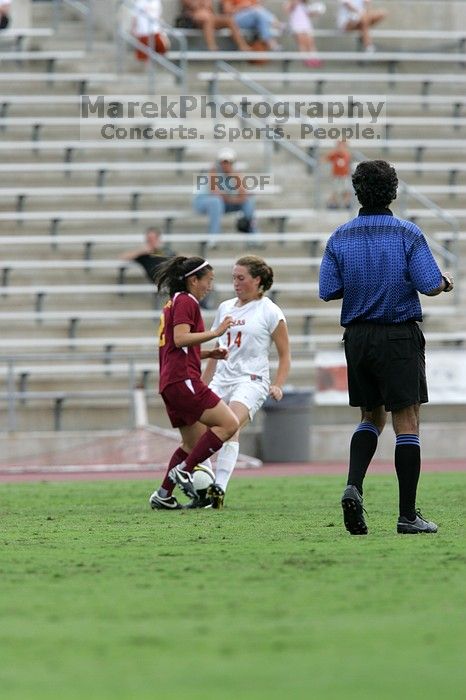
xmin=191 ymin=464 xmax=215 ymax=496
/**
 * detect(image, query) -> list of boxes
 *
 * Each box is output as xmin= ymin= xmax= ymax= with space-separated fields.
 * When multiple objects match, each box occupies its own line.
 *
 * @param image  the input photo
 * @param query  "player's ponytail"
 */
xmin=154 ymin=256 xmax=212 ymax=296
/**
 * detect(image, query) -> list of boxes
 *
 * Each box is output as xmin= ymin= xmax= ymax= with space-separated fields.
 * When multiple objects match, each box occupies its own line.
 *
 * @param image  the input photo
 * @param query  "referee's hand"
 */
xmin=442 ymin=273 xmax=454 ymax=292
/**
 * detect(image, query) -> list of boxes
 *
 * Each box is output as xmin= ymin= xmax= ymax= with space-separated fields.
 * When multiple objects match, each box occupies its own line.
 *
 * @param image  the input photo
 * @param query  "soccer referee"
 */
xmin=319 ymin=159 xmax=454 ymax=536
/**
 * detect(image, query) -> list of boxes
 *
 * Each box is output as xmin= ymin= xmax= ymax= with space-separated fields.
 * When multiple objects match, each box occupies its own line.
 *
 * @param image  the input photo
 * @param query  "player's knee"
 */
xmin=392 ymin=404 xmax=419 ymax=435
xmin=362 ymin=406 xmax=386 ymax=433
xmin=225 ymin=413 xmax=240 ymax=439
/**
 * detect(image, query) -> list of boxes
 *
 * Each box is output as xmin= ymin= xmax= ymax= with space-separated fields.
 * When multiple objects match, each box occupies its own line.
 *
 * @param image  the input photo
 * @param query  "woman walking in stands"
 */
xmin=149 ymin=256 xmax=239 ymax=510
xmin=198 ymin=255 xmax=290 ymax=509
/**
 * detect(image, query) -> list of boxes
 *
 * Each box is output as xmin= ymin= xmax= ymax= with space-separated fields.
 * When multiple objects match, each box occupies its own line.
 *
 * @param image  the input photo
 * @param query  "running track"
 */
xmin=1 ymin=459 xmax=465 ymax=484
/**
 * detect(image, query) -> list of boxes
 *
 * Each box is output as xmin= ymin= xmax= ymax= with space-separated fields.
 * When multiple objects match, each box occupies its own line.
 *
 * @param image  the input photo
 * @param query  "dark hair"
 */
xmin=352 ymin=160 xmax=398 ymax=208
xmin=153 ymin=256 xmax=212 ymax=296
xmin=235 ymin=255 xmax=274 ymax=293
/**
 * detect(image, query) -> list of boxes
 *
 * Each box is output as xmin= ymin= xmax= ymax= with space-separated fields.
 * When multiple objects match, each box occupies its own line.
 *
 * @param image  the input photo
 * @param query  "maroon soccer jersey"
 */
xmin=158 ymin=292 xmax=205 ymax=392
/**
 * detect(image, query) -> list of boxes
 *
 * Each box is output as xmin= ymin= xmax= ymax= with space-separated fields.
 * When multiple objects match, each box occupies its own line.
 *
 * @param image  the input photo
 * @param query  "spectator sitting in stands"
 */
xmin=121 ymin=227 xmax=216 ymax=308
xmin=120 ymin=227 xmax=176 ymax=282
xmin=336 ymin=0 xmax=387 ymax=52
xmin=181 ymin=0 xmax=250 ymax=51
xmin=193 ymin=147 xmax=259 ymax=249
xmin=221 ymin=0 xmax=283 ymax=51
xmin=284 ymin=1 xmax=326 ymax=68
xmin=131 ymin=0 xmax=170 ymax=60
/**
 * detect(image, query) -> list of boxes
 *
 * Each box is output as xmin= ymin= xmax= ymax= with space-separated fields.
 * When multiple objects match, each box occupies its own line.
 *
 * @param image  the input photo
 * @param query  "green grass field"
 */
xmin=1 ymin=472 xmax=465 ymax=700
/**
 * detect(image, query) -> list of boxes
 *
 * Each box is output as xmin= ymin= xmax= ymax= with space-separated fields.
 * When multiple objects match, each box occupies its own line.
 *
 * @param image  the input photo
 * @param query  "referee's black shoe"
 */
xmin=397 ymin=510 xmax=438 ymax=534
xmin=341 ymin=485 xmax=368 ymax=535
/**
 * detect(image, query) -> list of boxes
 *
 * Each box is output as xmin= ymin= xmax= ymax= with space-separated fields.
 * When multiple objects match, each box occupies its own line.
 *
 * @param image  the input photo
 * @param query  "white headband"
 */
xmin=184 ymin=260 xmax=210 ymax=278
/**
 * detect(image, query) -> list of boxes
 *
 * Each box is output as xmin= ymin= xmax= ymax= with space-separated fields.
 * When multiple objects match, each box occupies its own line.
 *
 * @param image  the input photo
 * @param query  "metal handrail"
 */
xmin=115 ymin=0 xmax=188 ymax=93
xmin=53 ymin=0 xmax=95 ymax=51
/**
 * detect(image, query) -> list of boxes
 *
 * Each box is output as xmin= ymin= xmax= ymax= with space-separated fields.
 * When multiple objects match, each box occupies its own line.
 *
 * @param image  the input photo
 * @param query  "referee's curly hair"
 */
xmin=352 ymin=160 xmax=398 ymax=208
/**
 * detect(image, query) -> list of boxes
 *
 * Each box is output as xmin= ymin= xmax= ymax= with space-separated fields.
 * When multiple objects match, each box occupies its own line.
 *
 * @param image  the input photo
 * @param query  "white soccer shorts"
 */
xmin=209 ymin=377 xmax=269 ymax=421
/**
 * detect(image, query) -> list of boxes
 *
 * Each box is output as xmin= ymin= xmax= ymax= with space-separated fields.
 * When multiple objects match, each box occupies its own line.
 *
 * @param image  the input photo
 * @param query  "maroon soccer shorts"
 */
xmin=161 ymin=379 xmax=221 ymax=428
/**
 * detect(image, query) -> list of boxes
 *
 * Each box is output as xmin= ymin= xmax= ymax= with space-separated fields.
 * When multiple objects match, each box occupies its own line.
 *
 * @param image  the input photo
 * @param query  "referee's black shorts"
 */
xmin=343 ymin=320 xmax=428 ymax=412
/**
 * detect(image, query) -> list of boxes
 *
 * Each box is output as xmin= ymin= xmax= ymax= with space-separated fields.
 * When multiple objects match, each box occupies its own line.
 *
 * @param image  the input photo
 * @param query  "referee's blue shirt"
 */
xmin=319 ymin=209 xmax=443 ymax=326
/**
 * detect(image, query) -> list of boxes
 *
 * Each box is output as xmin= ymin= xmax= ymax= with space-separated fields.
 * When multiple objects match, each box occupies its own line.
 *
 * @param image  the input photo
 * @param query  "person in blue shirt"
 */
xmin=319 ymin=159 xmax=454 ymax=536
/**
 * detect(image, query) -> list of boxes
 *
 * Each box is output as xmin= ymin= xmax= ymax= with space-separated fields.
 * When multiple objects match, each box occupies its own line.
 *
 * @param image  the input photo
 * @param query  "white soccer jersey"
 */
xmin=210 ymin=296 xmax=286 ymax=385
xmin=132 ymin=0 xmax=162 ymax=35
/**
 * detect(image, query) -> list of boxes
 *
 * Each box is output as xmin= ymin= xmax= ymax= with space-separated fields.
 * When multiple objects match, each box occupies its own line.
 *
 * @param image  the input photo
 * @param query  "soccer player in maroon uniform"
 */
xmin=149 ymin=256 xmax=239 ymax=510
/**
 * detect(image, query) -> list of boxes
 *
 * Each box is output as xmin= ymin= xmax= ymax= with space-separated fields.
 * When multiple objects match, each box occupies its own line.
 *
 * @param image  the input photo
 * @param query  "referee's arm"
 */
xmin=319 ymin=252 xmax=344 ymax=301
xmin=424 ymin=273 xmax=454 ymax=296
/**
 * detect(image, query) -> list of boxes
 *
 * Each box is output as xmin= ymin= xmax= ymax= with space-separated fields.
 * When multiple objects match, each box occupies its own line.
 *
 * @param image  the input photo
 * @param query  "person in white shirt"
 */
xmin=201 ymin=255 xmax=291 ymax=508
xmin=131 ymin=0 xmax=170 ymax=60
xmin=337 ymin=0 xmax=387 ymax=52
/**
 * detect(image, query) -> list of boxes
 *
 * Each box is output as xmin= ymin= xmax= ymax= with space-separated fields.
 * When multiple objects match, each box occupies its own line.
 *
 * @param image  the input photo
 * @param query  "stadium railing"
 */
xmin=276 ymin=117 xmax=466 ymax=141
xmin=0 ymin=207 xmax=318 ymax=236
xmin=227 ymin=95 xmax=466 ymax=121
xmin=178 ymin=27 xmax=466 ymax=52
xmin=0 ymin=27 xmax=55 ymax=51
xmin=0 ymin=305 xmax=455 ymax=340
xmin=1 ymin=388 xmax=138 ymax=431
xmin=0 ymin=50 xmax=85 ymax=72
xmin=0 ymin=184 xmax=281 ymax=213
xmin=0 ymin=281 xmax=320 ymax=313
xmin=0 ymin=331 xmax=464 ymax=358
xmin=2 ymin=113 xmax=464 ymax=141
xmin=167 ymin=50 xmax=466 ymax=79
xmin=0 ymin=231 xmax=334 ymax=259
xmin=0 ymin=160 xmax=248 ymax=186
xmin=293 ymin=140 xmax=466 ymax=168
xmin=199 ymin=70 xmax=466 ymax=97
xmin=0 ymin=73 xmax=121 ymax=94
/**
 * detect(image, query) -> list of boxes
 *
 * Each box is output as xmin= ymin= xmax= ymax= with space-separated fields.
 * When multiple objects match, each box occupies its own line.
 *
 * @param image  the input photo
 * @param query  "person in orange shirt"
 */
xmin=324 ymin=139 xmax=352 ymax=209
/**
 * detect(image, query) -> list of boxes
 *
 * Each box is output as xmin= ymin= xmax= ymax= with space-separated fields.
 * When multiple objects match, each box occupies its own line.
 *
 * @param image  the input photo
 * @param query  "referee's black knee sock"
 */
xmin=395 ymin=434 xmax=421 ymax=520
xmin=347 ymin=422 xmax=380 ymax=495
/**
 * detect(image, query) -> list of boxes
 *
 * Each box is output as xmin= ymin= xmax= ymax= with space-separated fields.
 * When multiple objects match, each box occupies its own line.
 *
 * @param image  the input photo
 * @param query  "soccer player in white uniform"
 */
xmin=202 ymin=255 xmax=291 ymax=508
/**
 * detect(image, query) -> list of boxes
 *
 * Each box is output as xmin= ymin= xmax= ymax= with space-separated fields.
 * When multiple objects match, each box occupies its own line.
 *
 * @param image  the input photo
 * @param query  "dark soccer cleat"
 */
xmin=149 ymin=491 xmax=182 ymax=510
xmin=341 ymin=484 xmax=368 ymax=535
xmin=168 ymin=465 xmax=196 ymax=498
xmin=185 ymin=492 xmax=213 ymax=509
xmin=397 ymin=510 xmax=438 ymax=534
xmin=206 ymin=483 xmax=225 ymax=510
